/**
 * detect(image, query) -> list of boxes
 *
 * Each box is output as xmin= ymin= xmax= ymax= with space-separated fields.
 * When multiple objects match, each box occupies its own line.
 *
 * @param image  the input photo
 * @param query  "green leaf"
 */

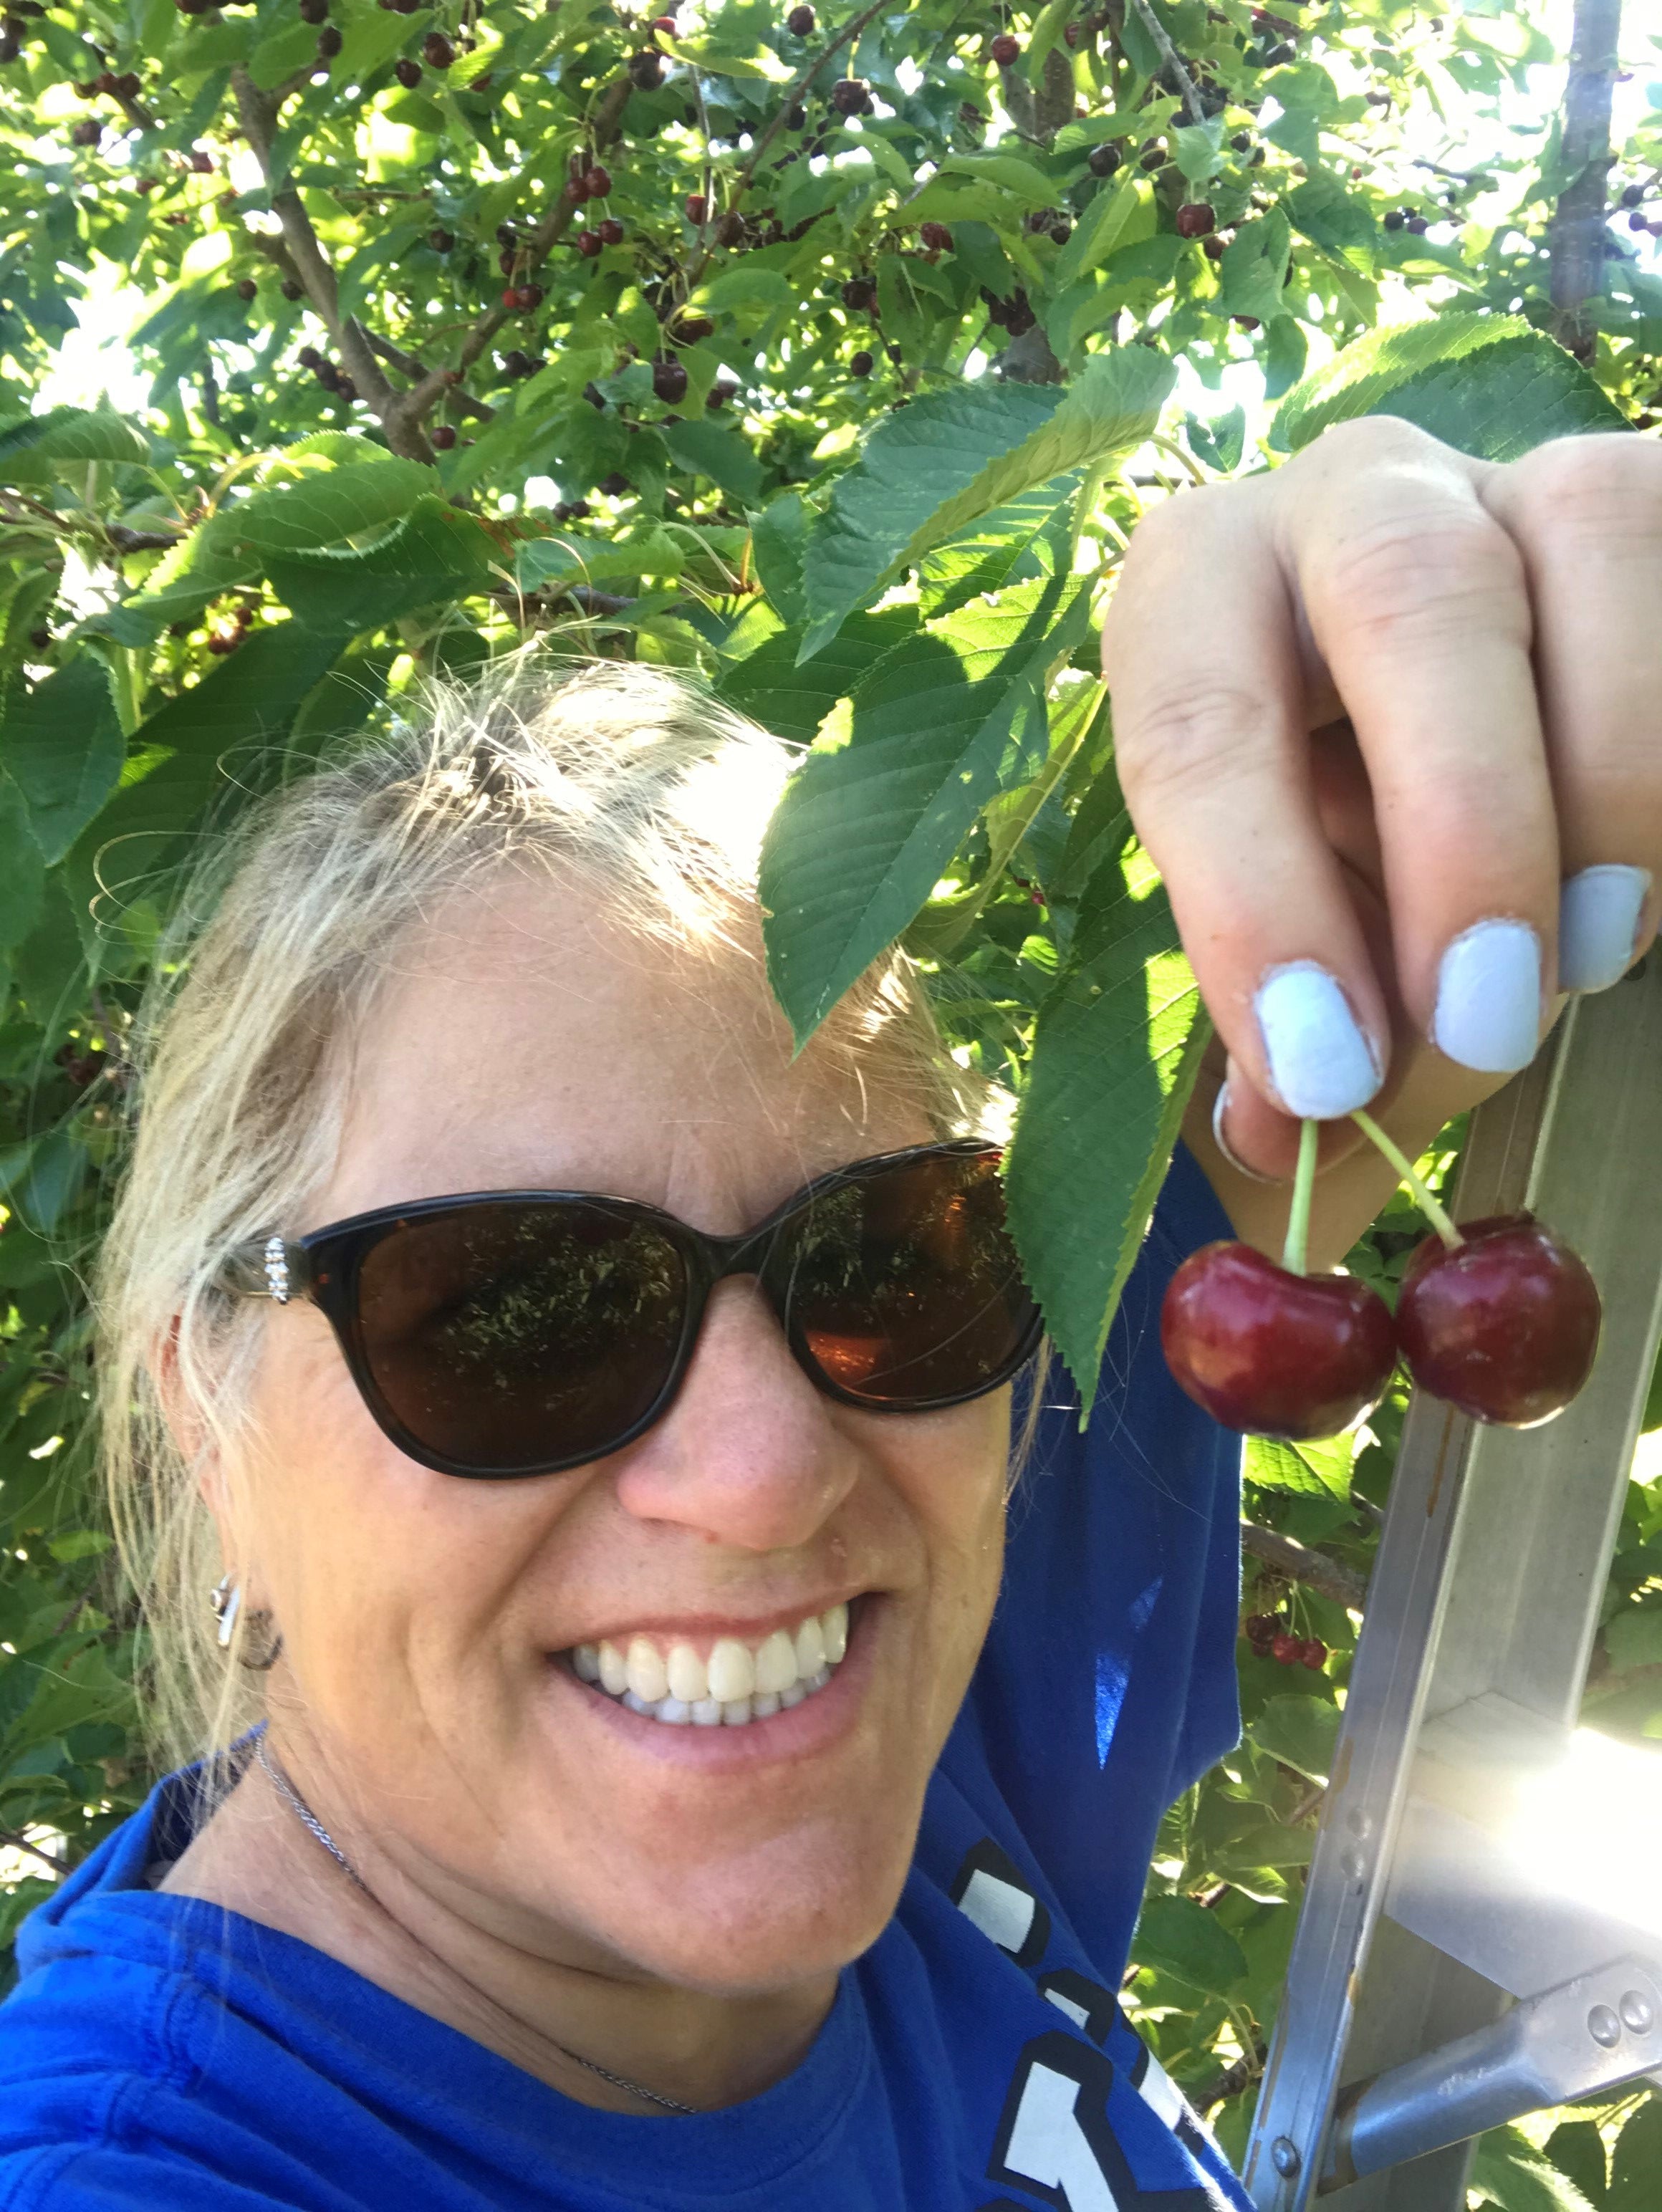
xmin=0 ymin=780 xmax=47 ymax=953
xmin=761 ymin=575 xmax=1090 ymax=1042
xmin=1610 ymin=2100 xmax=1662 ymax=2211
xmin=1274 ymin=313 xmax=1629 ymax=462
xmin=717 ymin=610 xmax=917 ymax=740
xmin=516 ymin=526 xmax=686 ymax=592
xmin=1605 ymin=1602 xmax=1662 ymax=1672
xmin=1219 ymin=208 xmax=1292 ymax=324
xmin=799 ymin=345 xmax=1173 ymax=660
xmin=917 ymin=478 xmax=1077 ymax=621
xmin=1471 ymin=2127 xmax=1600 ymax=2212
xmin=696 ymin=265 xmax=796 ymax=316
xmin=1130 ymin=1895 xmax=1249 ymax=1996
xmin=1244 ymin=1433 xmax=1354 ymax=1501
xmin=660 ymin=418 xmax=766 ymax=505
xmin=1171 ymin=117 xmax=1226 ymax=187
xmin=1286 ymin=169 xmax=1378 ymax=266
xmin=750 ymin=493 xmax=807 ymax=625
xmin=1052 ymin=175 xmax=1155 ymax=291
xmin=1004 ymin=862 xmax=1209 ymax=1410
xmin=266 ymin=499 xmax=498 ymax=631
xmin=1251 ymin=1696 xmax=1340 ymax=1787
xmin=0 ymin=407 xmax=149 ymax=487
xmin=0 ymin=658 xmax=125 ymax=865
xmin=207 ymin=456 xmax=436 ymax=559
xmin=67 ymin=623 xmax=350 ymax=923
xmin=1542 ymin=2121 xmax=1608 ymax=2208
xmin=939 ymin=153 xmax=1059 ymax=208
xmin=659 ymin=33 xmax=792 ymax=79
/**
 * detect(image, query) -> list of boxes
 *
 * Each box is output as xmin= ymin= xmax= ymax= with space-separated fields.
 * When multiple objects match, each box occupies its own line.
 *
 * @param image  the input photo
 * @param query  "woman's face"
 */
xmin=232 ymin=877 xmax=1013 ymax=1996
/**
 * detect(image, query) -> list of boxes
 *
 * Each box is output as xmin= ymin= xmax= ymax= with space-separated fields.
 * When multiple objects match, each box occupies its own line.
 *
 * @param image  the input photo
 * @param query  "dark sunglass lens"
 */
xmin=355 ymin=1202 xmax=688 ymax=1472
xmin=780 ymin=1152 xmax=1037 ymax=1405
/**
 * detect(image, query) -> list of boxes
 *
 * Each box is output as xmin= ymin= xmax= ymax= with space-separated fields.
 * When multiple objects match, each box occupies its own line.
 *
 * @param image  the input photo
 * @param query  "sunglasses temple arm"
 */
xmin=221 ymin=1238 xmax=312 ymax=1304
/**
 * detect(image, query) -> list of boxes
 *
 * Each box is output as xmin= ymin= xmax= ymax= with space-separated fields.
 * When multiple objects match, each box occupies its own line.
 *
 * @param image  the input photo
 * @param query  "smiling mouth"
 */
xmin=557 ymin=1600 xmax=853 ymax=1730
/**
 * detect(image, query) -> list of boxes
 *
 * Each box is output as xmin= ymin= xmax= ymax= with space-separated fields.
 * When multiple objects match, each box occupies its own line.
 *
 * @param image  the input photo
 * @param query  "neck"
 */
xmin=160 ymin=1726 xmax=835 ymax=2115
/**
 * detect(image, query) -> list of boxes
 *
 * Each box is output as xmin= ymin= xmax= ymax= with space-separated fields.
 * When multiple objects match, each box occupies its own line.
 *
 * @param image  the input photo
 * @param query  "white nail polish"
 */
xmin=1433 ymin=919 xmax=1542 ymax=1072
xmin=1211 ymin=1079 xmax=1278 ymax=1184
xmin=1558 ymin=865 xmax=1651 ymax=993
xmin=1252 ymin=963 xmax=1383 ymax=1120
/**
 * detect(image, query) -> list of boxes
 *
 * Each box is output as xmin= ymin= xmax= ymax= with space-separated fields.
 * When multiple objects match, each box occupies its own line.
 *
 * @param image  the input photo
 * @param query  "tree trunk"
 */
xmin=1549 ymin=0 xmax=1624 ymax=359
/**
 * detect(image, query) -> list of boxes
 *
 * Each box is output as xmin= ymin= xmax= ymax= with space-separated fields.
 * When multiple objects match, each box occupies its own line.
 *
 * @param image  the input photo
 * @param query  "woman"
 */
xmin=0 ymin=419 xmax=1657 ymax=2210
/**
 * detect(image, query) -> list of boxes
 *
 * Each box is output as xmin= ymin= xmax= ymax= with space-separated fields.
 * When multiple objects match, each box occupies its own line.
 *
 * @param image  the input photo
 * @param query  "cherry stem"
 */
xmin=1281 ymin=1117 xmax=1319 ymax=1278
xmin=1350 ymin=1109 xmax=1463 ymax=1249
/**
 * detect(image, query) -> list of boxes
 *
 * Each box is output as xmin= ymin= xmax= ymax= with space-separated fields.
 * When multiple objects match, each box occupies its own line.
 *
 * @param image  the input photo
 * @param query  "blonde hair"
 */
xmin=97 ymin=656 xmax=1021 ymax=1780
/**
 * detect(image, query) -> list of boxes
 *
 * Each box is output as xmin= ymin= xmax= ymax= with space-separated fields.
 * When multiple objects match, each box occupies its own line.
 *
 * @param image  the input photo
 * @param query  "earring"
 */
xmin=208 ymin=1574 xmax=284 ymax=1672
xmin=209 ymin=1572 xmax=241 ymax=1648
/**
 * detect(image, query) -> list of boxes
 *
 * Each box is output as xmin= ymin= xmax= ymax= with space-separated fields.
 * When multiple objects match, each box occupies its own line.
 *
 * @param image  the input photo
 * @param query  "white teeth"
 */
xmin=626 ymin=1637 xmax=669 ymax=1705
xmin=753 ymin=1629 xmax=799 ymax=1697
xmin=570 ymin=1600 xmax=855 ymax=1728
xmin=706 ymin=1638 xmax=755 ymax=1703
xmin=794 ymin=1615 xmax=826 ymax=1679
xmin=666 ymin=1643 xmax=708 ymax=1705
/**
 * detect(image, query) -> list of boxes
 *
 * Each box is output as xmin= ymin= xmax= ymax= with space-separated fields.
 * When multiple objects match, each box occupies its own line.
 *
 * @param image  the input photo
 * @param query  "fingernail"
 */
xmin=1211 ymin=1080 xmax=1278 ymax=1184
xmin=1432 ymin=918 xmax=1542 ymax=1072
xmin=1558 ymin=865 xmax=1651 ymax=993
xmin=1252 ymin=963 xmax=1383 ymax=1120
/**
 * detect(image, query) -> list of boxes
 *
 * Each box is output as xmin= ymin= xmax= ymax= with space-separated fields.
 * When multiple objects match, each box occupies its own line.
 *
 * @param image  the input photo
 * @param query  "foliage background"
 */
xmin=1 ymin=0 xmax=1661 ymax=2200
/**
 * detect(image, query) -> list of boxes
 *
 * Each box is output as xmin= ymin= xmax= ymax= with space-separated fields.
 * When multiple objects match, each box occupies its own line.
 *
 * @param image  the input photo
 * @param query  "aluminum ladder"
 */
xmin=1243 ymin=954 xmax=1662 ymax=2208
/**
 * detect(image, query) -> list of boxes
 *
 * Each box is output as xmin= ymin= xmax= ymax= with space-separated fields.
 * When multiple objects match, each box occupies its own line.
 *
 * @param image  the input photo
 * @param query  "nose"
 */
xmin=610 ymin=1277 xmax=860 ymax=1552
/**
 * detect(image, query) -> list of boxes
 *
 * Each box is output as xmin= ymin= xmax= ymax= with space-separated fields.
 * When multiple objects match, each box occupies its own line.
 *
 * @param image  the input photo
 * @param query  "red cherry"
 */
xmin=685 ymin=191 xmax=707 ymax=223
xmin=651 ymin=13 xmax=676 ymax=30
xmin=597 ymin=216 xmax=624 ymax=246
xmin=919 ymin=220 xmax=952 ymax=251
xmin=1271 ymin=1632 xmax=1301 ymax=1665
xmin=849 ymin=348 xmax=873 ymax=375
xmin=786 ymin=3 xmax=814 ymax=30
xmin=395 ymin=56 xmax=421 ymax=85
xmin=1301 ymin=1639 xmax=1327 ymax=1670
xmin=1244 ymin=1613 xmax=1277 ymax=1643
xmin=315 ymin=23 xmax=342 ymax=56
xmin=582 ymin=163 xmax=612 ymax=198
xmin=430 ymin=423 xmax=456 ymax=450
xmin=1396 ymin=1214 xmax=1602 ymax=1428
xmin=1176 ymin=201 xmax=1216 ymax=238
xmin=501 ymin=286 xmax=522 ymax=304
xmin=990 ymin=32 xmax=1019 ymax=64
xmin=1161 ymin=1241 xmax=1398 ymax=1441
xmin=576 ymin=229 xmax=602 ymax=257
xmin=422 ymin=29 xmax=453 ymax=66
xmin=652 ymin=356 xmax=688 ymax=403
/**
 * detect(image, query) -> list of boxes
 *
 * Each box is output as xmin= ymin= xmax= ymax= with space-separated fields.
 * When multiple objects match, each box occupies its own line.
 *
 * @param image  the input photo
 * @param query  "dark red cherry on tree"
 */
xmin=1176 ymin=201 xmax=1216 ymax=238
xmin=1161 ymin=1241 xmax=1398 ymax=1442
xmin=1396 ymin=1213 xmax=1601 ymax=1428
xmin=990 ymin=31 xmax=1019 ymax=64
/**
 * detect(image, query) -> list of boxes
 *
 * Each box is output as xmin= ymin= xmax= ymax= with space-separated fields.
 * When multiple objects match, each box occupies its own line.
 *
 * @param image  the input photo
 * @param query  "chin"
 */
xmin=554 ymin=1810 xmax=919 ymax=1996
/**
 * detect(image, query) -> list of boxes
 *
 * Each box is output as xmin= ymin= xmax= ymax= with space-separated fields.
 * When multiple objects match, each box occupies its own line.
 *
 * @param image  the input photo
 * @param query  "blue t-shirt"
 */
xmin=0 ymin=1144 xmax=1249 ymax=2211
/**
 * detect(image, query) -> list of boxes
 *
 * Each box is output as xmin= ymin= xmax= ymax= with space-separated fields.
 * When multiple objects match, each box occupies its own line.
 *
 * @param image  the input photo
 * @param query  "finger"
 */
xmin=1103 ymin=480 xmax=1390 ymax=1128
xmin=1481 ymin=433 xmax=1662 ymax=992
xmin=1282 ymin=418 xmax=1561 ymax=1078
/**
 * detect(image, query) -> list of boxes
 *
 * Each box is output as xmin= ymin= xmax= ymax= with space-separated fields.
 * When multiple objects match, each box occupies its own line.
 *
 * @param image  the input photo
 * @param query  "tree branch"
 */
xmin=676 ymin=0 xmax=890 ymax=302
xmin=1127 ymin=0 xmax=1206 ymax=125
xmin=1240 ymin=1521 xmax=1368 ymax=1612
xmin=231 ymin=67 xmax=404 ymax=436
xmin=0 ymin=1829 xmax=67 ymax=1880
xmin=365 ymin=332 xmax=496 ymax=422
xmin=1549 ymin=0 xmax=1624 ymax=357
xmin=1191 ymin=2039 xmax=1267 ymax=2114
xmin=447 ymin=72 xmax=635 ymax=388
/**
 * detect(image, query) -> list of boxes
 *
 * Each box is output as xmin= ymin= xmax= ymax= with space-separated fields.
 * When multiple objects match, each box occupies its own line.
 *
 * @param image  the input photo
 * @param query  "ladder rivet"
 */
xmin=1340 ymin=1846 xmax=1368 ymax=1880
xmin=1588 ymin=2004 xmax=1623 ymax=2048
xmin=1272 ymin=2138 xmax=1302 ymax=2177
xmin=1345 ymin=1809 xmax=1373 ymax=1840
xmin=1620 ymin=1991 xmax=1655 ymax=2034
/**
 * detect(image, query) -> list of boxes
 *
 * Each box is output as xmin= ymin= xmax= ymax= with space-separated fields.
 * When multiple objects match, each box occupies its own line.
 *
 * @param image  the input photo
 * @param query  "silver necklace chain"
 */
xmin=250 ymin=1727 xmax=698 ymax=2117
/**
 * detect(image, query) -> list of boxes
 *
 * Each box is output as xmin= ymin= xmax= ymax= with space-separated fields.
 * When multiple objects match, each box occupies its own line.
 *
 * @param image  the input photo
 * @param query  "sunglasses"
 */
xmin=222 ymin=1141 xmax=1042 ymax=1480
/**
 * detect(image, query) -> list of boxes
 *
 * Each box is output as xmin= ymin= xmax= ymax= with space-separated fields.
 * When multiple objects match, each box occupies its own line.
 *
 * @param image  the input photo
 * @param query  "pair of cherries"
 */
xmin=1161 ymin=1115 xmax=1603 ymax=1442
